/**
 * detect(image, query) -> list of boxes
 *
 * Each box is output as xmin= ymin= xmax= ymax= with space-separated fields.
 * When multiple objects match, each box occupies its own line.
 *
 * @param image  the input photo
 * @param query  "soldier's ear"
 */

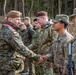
xmin=61 ymin=23 xmax=64 ymax=28
xmin=8 ymin=18 xmax=12 ymax=21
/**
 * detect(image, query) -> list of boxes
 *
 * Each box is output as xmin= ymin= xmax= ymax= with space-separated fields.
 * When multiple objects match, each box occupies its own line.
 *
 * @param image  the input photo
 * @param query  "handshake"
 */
xmin=37 ymin=54 xmax=49 ymax=64
xmin=20 ymin=54 xmax=51 ymax=64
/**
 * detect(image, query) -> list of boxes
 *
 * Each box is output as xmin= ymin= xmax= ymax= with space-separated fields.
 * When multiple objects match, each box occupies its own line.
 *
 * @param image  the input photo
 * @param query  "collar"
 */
xmin=57 ymin=30 xmax=67 ymax=41
xmin=3 ymin=21 xmax=18 ymax=31
xmin=41 ymin=21 xmax=51 ymax=29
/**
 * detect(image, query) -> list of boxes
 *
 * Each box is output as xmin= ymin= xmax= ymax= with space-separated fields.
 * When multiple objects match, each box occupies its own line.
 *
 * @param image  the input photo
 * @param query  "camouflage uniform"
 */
xmin=28 ymin=28 xmax=41 ymax=75
xmin=0 ymin=21 xmax=40 ymax=75
xmin=46 ymin=30 xmax=73 ymax=75
xmin=37 ymin=22 xmax=56 ymax=75
xmin=69 ymin=8 xmax=76 ymax=74
xmin=19 ymin=24 xmax=35 ymax=75
xmin=19 ymin=24 xmax=35 ymax=46
xmin=28 ymin=28 xmax=41 ymax=53
xmin=68 ymin=23 xmax=76 ymax=74
xmin=29 ymin=22 xmax=55 ymax=75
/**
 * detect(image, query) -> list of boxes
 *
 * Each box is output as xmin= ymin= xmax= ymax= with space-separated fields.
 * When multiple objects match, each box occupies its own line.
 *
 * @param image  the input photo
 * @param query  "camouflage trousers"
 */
xmin=28 ymin=60 xmax=35 ymax=75
xmin=35 ymin=62 xmax=54 ymax=75
xmin=0 ymin=70 xmax=16 ymax=75
xmin=53 ymin=66 xmax=68 ymax=75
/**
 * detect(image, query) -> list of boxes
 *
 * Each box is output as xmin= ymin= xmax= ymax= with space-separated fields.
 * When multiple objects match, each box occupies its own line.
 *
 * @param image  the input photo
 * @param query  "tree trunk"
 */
xmin=3 ymin=0 xmax=7 ymax=18
xmin=58 ymin=0 xmax=61 ymax=14
xmin=65 ymin=0 xmax=67 ymax=14
xmin=14 ymin=0 xmax=17 ymax=10
xmin=22 ymin=0 xmax=25 ymax=17
xmin=28 ymin=0 xmax=34 ymax=17
xmin=74 ymin=0 xmax=76 ymax=8
xmin=51 ymin=0 xmax=54 ymax=18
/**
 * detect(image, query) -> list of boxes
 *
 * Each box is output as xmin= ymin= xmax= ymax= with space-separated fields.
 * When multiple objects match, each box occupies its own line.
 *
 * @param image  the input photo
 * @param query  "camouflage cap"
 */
xmin=69 ymin=8 xmax=76 ymax=18
xmin=53 ymin=14 xmax=69 ymax=23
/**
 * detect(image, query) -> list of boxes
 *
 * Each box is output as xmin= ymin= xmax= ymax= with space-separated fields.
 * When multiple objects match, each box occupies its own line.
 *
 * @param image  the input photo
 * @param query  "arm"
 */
xmin=4 ymin=29 xmax=40 ymax=61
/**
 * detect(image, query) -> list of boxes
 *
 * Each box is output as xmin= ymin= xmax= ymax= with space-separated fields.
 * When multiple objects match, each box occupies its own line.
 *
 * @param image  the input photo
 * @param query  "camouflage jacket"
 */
xmin=0 ymin=21 xmax=39 ymax=70
xmin=46 ymin=30 xmax=74 ymax=73
xmin=37 ymin=22 xmax=56 ymax=55
xmin=19 ymin=24 xmax=35 ymax=46
xmin=28 ymin=22 xmax=56 ymax=54
xmin=67 ymin=23 xmax=76 ymax=37
xmin=67 ymin=23 xmax=76 ymax=69
xmin=28 ymin=28 xmax=41 ymax=53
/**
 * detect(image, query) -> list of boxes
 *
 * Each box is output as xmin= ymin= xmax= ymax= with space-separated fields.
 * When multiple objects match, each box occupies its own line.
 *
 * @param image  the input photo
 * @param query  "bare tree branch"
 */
xmin=28 ymin=0 xmax=34 ymax=17
xmin=22 ymin=0 xmax=25 ymax=17
xmin=14 ymin=0 xmax=17 ymax=10
xmin=58 ymin=0 xmax=61 ymax=14
xmin=3 ymin=0 xmax=7 ymax=18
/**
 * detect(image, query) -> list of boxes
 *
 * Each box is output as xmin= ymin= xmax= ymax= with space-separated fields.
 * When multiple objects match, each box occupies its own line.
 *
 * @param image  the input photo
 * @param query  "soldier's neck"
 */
xmin=58 ymin=28 xmax=65 ymax=35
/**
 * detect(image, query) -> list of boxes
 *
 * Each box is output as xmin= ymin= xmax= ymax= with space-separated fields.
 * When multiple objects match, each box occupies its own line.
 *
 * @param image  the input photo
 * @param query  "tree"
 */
xmin=22 ymin=0 xmax=25 ymax=17
xmin=58 ymin=0 xmax=61 ymax=14
xmin=74 ymin=0 xmax=76 ymax=8
xmin=28 ymin=0 xmax=34 ymax=17
xmin=3 ymin=0 xmax=7 ymax=18
xmin=14 ymin=0 xmax=17 ymax=10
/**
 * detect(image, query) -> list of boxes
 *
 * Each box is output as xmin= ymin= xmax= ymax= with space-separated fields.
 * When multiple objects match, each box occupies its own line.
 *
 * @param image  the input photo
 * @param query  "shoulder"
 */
xmin=1 ymin=25 xmax=19 ymax=38
xmin=63 ymin=30 xmax=74 ymax=42
xmin=1 ymin=26 xmax=12 ymax=34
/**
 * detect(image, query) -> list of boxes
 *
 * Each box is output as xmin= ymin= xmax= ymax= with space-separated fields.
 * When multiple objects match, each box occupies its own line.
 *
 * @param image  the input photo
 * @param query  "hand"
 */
xmin=37 ymin=56 xmax=43 ymax=64
xmin=21 ymin=56 xmax=26 ymax=60
xmin=42 ymin=55 xmax=48 ymax=60
xmin=19 ymin=23 xmax=26 ymax=30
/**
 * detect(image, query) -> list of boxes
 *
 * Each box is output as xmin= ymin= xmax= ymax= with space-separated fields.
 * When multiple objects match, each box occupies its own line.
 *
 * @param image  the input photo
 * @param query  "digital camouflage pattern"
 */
xmin=36 ymin=22 xmax=56 ymax=75
xmin=19 ymin=24 xmax=35 ymax=46
xmin=67 ymin=23 xmax=76 ymax=74
xmin=28 ymin=28 xmax=41 ymax=53
xmin=29 ymin=22 xmax=56 ymax=75
xmin=72 ymin=37 xmax=76 ymax=74
xmin=69 ymin=8 xmax=76 ymax=74
xmin=19 ymin=24 xmax=35 ymax=75
xmin=46 ymin=30 xmax=73 ymax=75
xmin=0 ymin=21 xmax=40 ymax=75
xmin=68 ymin=23 xmax=76 ymax=37
xmin=28 ymin=28 xmax=41 ymax=75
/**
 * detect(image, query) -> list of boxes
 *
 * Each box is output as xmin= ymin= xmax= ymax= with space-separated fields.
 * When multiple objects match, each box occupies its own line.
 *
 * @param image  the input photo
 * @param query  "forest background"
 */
xmin=0 ymin=0 xmax=76 ymax=36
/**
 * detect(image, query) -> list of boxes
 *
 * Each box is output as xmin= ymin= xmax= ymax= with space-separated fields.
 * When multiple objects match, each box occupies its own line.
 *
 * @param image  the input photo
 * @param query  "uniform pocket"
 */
xmin=10 ymin=59 xmax=22 ymax=70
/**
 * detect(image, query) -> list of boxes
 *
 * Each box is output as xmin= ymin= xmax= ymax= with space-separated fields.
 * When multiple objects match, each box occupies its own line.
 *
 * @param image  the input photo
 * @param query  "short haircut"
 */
xmin=36 ymin=11 xmax=48 ymax=17
xmin=59 ymin=20 xmax=68 ymax=28
xmin=33 ymin=18 xmax=37 ymax=21
xmin=6 ymin=10 xmax=22 ymax=18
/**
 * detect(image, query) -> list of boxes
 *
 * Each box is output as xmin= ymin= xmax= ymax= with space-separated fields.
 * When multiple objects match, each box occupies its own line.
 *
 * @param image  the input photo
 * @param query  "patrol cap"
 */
xmin=69 ymin=8 xmax=76 ymax=18
xmin=6 ymin=10 xmax=22 ymax=18
xmin=53 ymin=14 xmax=69 ymax=23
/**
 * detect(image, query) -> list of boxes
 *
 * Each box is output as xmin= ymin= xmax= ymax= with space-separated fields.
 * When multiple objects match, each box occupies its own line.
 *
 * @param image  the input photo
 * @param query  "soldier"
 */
xmin=19 ymin=17 xmax=35 ymax=75
xmin=68 ymin=8 xmax=76 ymax=36
xmin=18 ymin=23 xmax=29 ymax=75
xmin=22 ymin=17 xmax=35 ymax=45
xmin=69 ymin=8 xmax=76 ymax=74
xmin=29 ymin=11 xmax=55 ymax=75
xmin=0 ymin=10 xmax=43 ymax=75
xmin=29 ymin=18 xmax=41 ymax=52
xmin=28 ymin=18 xmax=41 ymax=75
xmin=42 ymin=14 xmax=74 ymax=75
xmin=70 ymin=8 xmax=76 ymax=25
